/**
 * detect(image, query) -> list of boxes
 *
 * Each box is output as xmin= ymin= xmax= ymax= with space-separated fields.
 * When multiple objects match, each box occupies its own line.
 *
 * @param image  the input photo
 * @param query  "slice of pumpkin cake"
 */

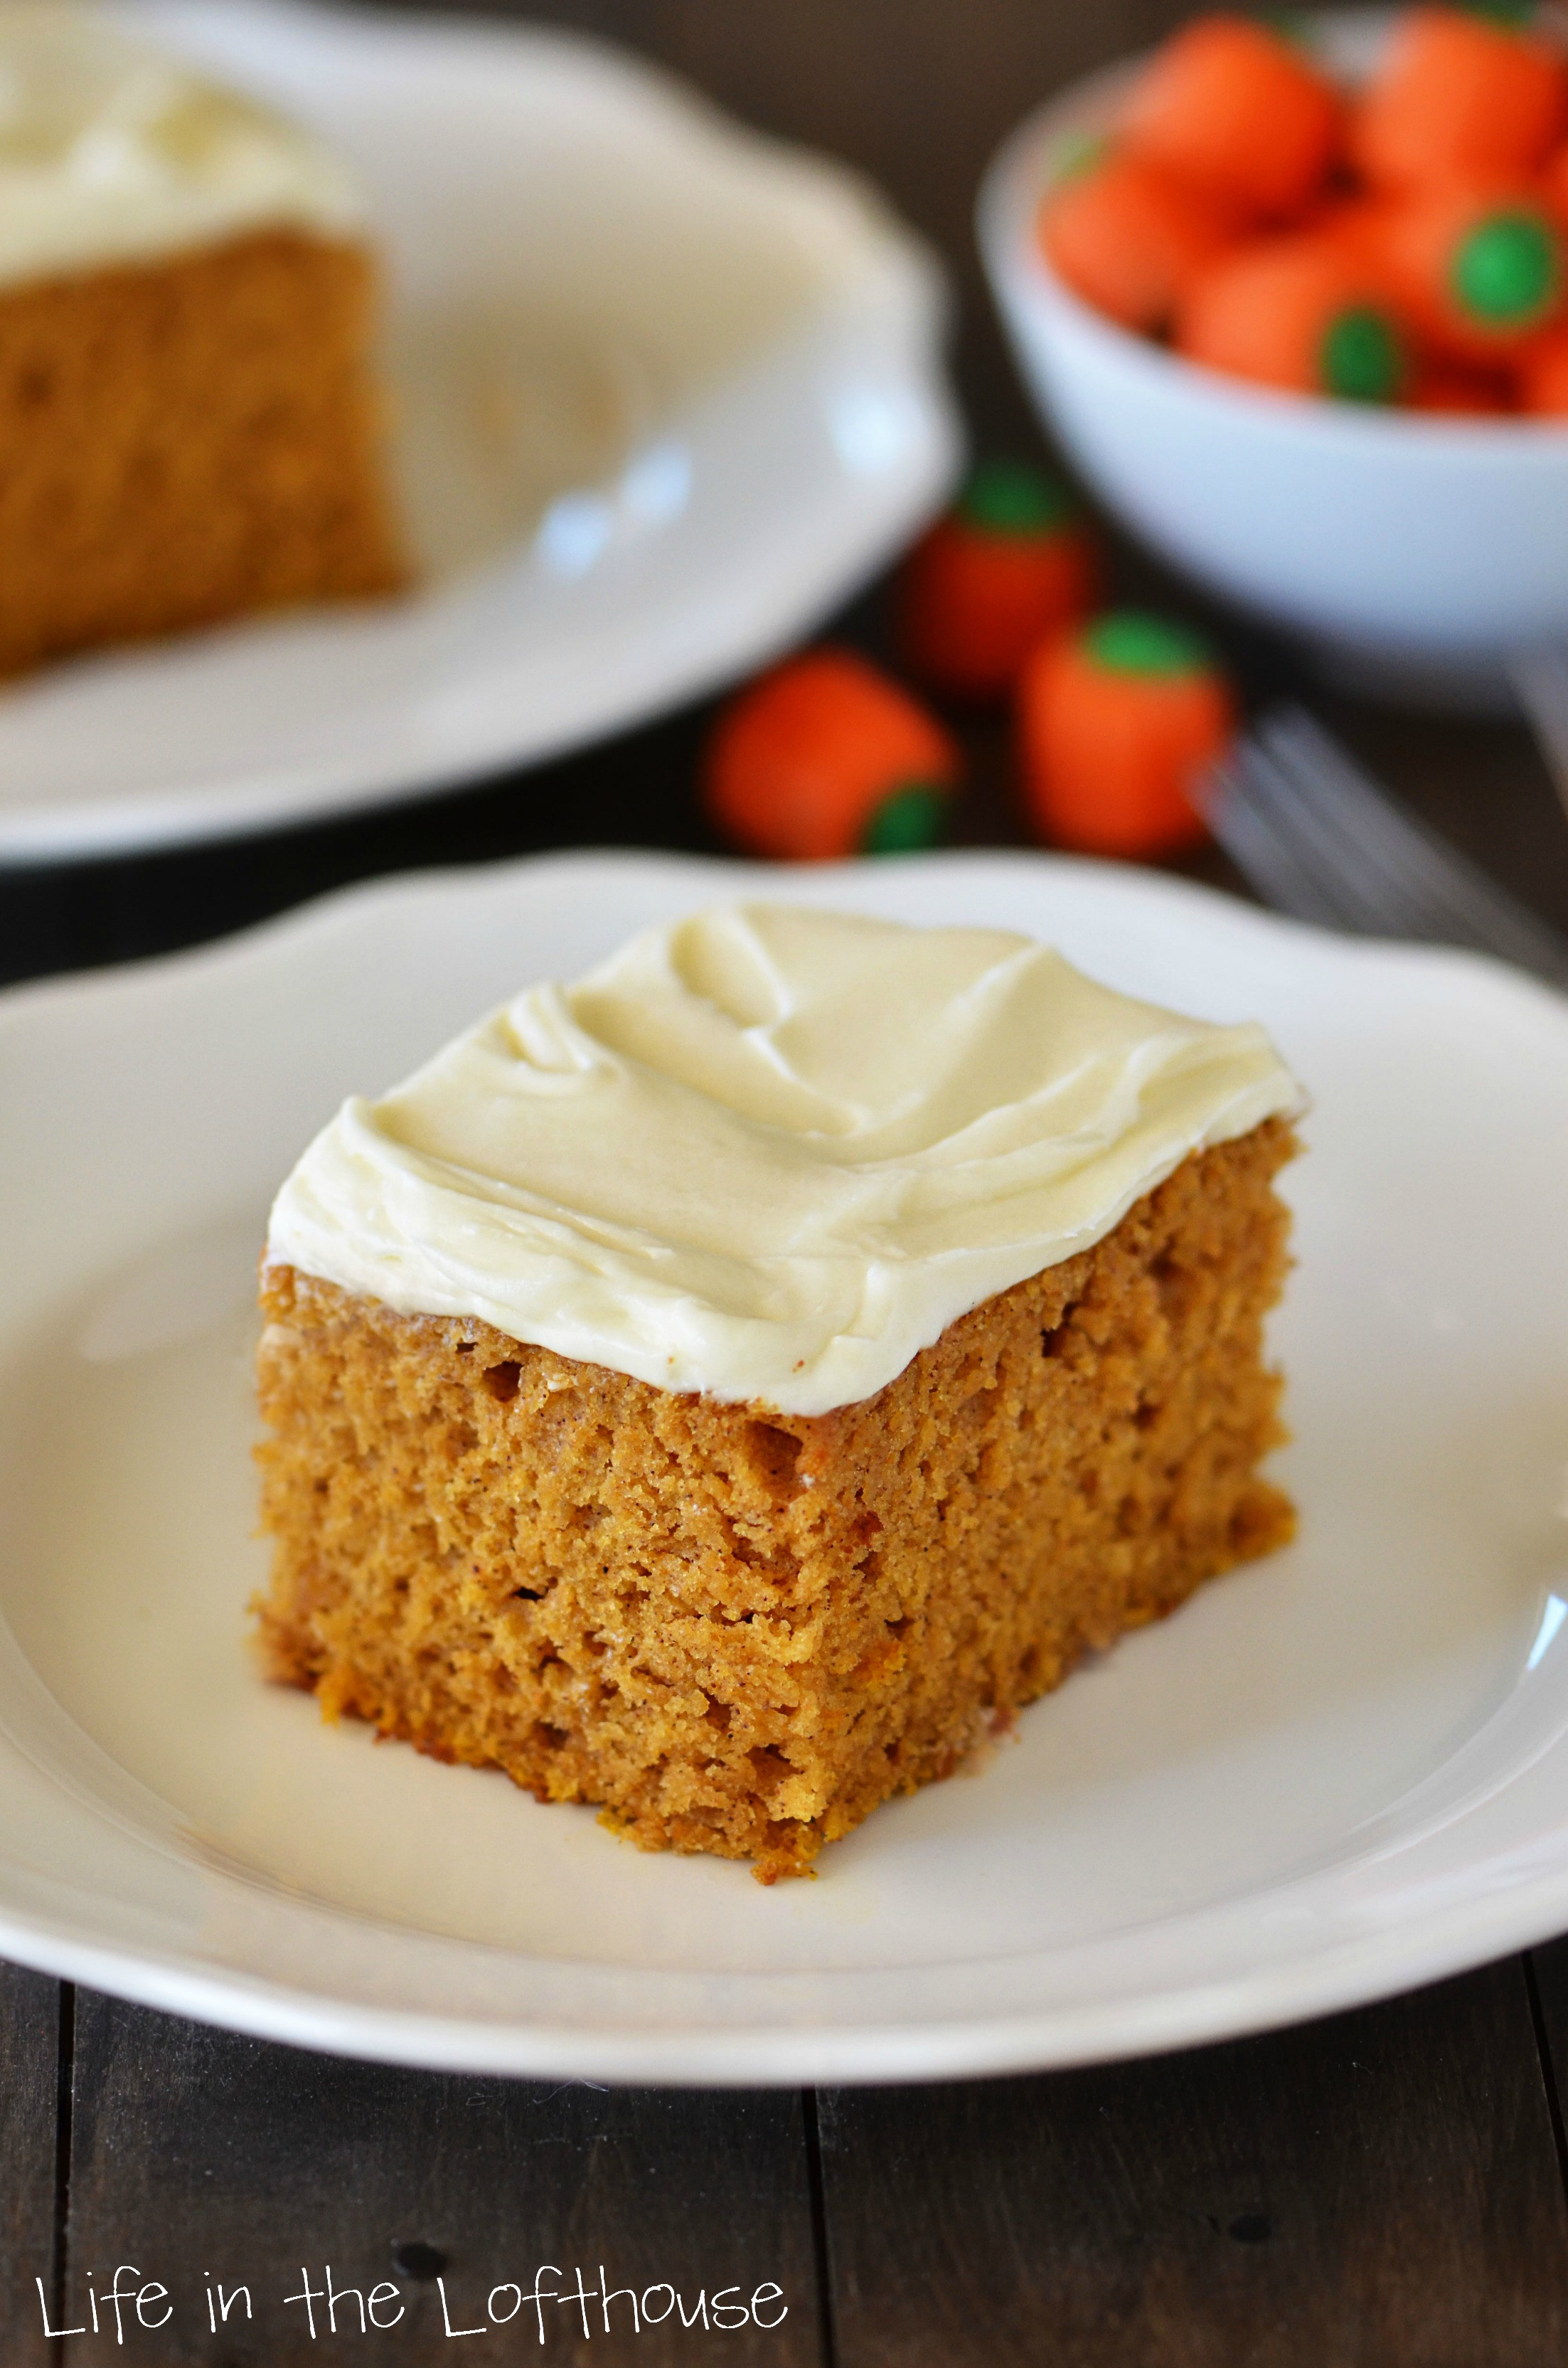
xmin=0 ymin=5 xmax=407 ymax=676
xmin=256 ymin=903 xmax=1303 ymax=1880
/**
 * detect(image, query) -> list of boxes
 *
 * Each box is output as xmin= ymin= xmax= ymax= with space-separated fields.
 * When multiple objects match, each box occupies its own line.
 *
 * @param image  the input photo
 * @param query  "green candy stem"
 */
xmin=958 ymin=458 xmax=1075 ymax=538
xmin=861 ymin=781 xmax=949 ymax=856
xmin=1454 ymin=212 xmax=1559 ymax=325
xmin=1084 ymin=612 xmax=1212 ymax=678
xmin=1321 ymin=307 xmax=1403 ymax=403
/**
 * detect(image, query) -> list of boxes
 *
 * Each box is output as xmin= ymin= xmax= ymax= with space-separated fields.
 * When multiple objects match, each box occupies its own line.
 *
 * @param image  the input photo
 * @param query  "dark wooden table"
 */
xmin=7 ymin=4 xmax=1568 ymax=2359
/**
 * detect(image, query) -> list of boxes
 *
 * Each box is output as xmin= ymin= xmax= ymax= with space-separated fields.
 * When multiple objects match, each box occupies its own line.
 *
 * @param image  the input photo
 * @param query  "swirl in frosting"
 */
xmin=266 ymin=904 xmax=1305 ymax=1415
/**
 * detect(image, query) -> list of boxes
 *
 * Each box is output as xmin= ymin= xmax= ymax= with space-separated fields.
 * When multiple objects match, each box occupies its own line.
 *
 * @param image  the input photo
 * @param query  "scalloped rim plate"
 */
xmin=2 ymin=849 xmax=1567 ymax=2083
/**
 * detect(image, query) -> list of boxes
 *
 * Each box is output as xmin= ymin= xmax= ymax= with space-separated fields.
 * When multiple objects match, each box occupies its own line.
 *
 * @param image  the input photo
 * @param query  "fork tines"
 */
xmin=1205 ymin=705 xmax=1568 ymax=990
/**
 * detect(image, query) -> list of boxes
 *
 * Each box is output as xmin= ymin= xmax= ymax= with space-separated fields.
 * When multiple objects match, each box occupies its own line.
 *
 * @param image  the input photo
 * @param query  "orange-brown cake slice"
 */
xmin=257 ymin=905 xmax=1304 ymax=1879
xmin=0 ymin=7 xmax=406 ymax=676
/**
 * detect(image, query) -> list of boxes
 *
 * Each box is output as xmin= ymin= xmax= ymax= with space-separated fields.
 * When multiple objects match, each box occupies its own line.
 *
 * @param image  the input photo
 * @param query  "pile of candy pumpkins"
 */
xmin=705 ymin=462 xmax=1230 ymax=866
xmin=1039 ymin=4 xmax=1568 ymax=412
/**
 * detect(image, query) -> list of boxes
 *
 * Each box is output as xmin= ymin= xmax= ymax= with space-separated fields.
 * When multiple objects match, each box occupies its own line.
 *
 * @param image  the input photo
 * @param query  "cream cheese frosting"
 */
xmin=0 ymin=6 xmax=366 ymax=289
xmin=267 ymin=906 xmax=1304 ymax=1416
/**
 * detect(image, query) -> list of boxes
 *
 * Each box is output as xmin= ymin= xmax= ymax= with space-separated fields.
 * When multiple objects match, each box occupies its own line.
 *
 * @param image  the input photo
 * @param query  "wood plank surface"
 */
xmin=0 ymin=1967 xmax=60 ymax=2368
xmin=818 ymin=1962 xmax=1568 ymax=2368
xmin=60 ymin=1990 xmax=820 ymax=2364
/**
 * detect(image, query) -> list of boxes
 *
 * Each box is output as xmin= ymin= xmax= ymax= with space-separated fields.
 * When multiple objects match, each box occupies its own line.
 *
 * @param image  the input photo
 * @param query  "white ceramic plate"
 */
xmin=3 ymin=849 xmax=1567 ymax=2085
xmin=0 ymin=0 xmax=958 ymax=864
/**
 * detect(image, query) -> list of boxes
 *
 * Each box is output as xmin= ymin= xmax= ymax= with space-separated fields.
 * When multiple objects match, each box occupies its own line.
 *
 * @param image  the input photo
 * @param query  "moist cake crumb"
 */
xmin=0 ymin=11 xmax=406 ymax=675
xmin=0 ymin=229 xmax=406 ymax=676
xmin=255 ymin=1115 xmax=1296 ymax=1882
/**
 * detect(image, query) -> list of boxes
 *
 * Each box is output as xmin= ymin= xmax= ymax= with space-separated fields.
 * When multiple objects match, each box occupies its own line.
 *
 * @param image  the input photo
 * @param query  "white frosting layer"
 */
xmin=0 ymin=6 xmax=365 ymax=287
xmin=267 ymin=906 xmax=1305 ymax=1416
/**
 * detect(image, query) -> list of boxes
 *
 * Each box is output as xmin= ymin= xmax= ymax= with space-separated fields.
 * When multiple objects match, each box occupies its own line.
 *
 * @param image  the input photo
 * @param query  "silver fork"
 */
xmin=1203 ymin=704 xmax=1568 ymax=991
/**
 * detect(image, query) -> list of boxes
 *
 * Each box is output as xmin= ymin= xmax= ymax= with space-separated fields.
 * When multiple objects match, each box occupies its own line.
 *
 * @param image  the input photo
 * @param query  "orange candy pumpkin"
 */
xmin=1018 ymin=613 xmax=1233 ymax=859
xmin=1178 ymin=233 xmax=1412 ymax=400
xmin=897 ymin=461 xmax=1101 ymax=699
xmin=1038 ymin=149 xmax=1237 ymax=331
xmin=1380 ymin=178 xmax=1566 ymax=361
xmin=1351 ymin=5 xmax=1568 ymax=192
xmin=704 ymin=649 xmax=960 ymax=862
xmin=1120 ymin=12 xmax=1343 ymax=221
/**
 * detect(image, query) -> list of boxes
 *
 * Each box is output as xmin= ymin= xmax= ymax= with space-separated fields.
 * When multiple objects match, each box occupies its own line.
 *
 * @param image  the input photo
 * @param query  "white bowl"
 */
xmin=977 ymin=22 xmax=1568 ymax=709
